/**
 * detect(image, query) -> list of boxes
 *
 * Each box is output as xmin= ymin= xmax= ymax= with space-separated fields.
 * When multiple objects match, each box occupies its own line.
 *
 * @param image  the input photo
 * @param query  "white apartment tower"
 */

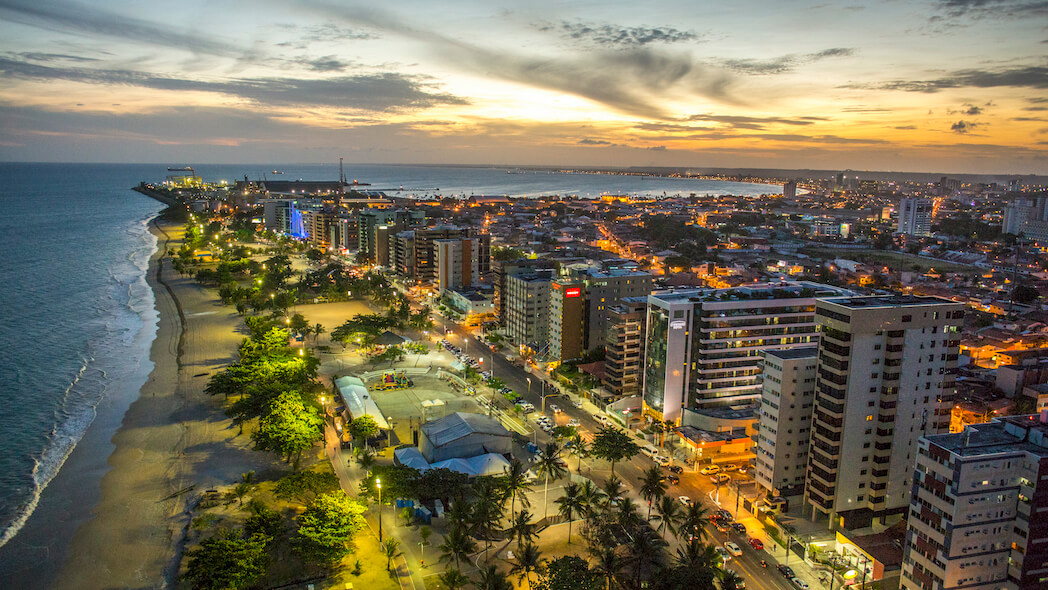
xmin=805 ymin=295 xmax=964 ymax=530
xmin=756 ymin=347 xmax=818 ymax=499
xmin=897 ymin=198 xmax=934 ymax=237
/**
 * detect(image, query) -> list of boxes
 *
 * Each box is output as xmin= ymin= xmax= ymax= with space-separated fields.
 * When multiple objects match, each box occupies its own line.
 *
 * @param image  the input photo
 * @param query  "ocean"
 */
xmin=0 ymin=162 xmax=777 ymax=572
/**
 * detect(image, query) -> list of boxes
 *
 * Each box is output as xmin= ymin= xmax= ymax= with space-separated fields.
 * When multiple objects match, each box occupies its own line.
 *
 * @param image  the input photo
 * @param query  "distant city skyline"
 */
xmin=1 ymin=0 xmax=1046 ymax=174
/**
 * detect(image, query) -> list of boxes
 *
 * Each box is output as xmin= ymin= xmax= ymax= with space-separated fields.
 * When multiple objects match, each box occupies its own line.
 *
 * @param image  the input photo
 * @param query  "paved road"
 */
xmin=435 ymin=317 xmax=817 ymax=590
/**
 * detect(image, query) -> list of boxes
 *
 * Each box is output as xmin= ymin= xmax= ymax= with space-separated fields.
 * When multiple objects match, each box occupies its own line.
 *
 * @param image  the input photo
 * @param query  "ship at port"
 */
xmin=167 ymin=166 xmax=194 ymax=172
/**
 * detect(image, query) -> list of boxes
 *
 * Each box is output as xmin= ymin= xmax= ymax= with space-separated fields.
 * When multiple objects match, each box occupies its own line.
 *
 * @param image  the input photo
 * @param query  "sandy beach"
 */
xmin=46 ymin=218 xmax=284 ymax=589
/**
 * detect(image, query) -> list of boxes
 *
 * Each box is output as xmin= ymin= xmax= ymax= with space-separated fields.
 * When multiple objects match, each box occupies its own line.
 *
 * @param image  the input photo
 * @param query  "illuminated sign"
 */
xmin=565 ymin=287 xmax=582 ymax=298
xmin=670 ymin=320 xmax=686 ymax=329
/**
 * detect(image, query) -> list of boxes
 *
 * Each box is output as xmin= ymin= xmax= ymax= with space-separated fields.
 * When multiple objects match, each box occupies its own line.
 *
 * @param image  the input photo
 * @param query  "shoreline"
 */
xmin=39 ymin=214 xmax=281 ymax=589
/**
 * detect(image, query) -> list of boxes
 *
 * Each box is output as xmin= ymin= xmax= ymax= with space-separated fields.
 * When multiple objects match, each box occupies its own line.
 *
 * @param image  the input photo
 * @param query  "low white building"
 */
xmin=419 ymin=412 xmax=512 ymax=463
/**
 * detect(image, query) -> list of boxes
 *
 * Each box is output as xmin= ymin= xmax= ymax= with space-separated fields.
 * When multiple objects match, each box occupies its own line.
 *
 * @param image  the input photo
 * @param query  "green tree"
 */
xmin=654 ymin=495 xmax=682 ymax=541
xmin=569 ymin=434 xmax=590 ymax=473
xmin=678 ymin=502 xmax=710 ymax=542
xmin=274 ymin=469 xmax=340 ymax=505
xmin=252 ymin=391 xmax=324 ymax=469
xmin=591 ymin=426 xmax=639 ymax=476
xmin=1013 ymin=284 xmax=1040 ymax=305
xmin=182 ymin=529 xmax=269 ymax=590
xmin=535 ymin=441 xmax=567 ymax=519
xmin=492 ymin=246 xmax=524 ymax=261
xmin=534 ymin=555 xmax=602 ymax=590
xmin=382 ymin=538 xmax=402 ymax=572
xmin=501 ymin=459 xmax=534 ymax=516
xmin=721 ymin=569 xmax=745 ymax=590
xmin=294 ymin=492 xmax=367 ymax=565
xmin=438 ymin=525 xmax=477 ymax=570
xmin=509 ymin=508 xmax=537 ymax=550
xmin=349 ymin=415 xmax=380 ymax=447
xmin=591 ymin=546 xmax=623 ymax=590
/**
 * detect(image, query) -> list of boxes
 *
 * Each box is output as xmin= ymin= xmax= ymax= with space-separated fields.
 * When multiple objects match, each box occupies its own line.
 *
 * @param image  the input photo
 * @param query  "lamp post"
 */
xmin=376 ymin=478 xmax=383 ymax=542
xmin=527 ymin=377 xmax=532 ymax=398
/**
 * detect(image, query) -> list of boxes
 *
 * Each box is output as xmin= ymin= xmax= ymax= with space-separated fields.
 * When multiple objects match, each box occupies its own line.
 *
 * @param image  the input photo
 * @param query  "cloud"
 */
xmin=720 ymin=48 xmax=854 ymax=75
xmin=8 ymin=51 xmax=99 ymax=63
xmin=300 ymin=23 xmax=376 ymax=42
xmin=537 ymin=20 xmax=698 ymax=47
xmin=951 ymin=120 xmax=979 ymax=133
xmin=0 ymin=0 xmax=248 ymax=58
xmin=895 ymin=125 xmax=918 ymax=129
xmin=306 ymin=2 xmax=737 ymax=118
xmin=647 ymin=145 xmax=667 ymax=151
xmin=0 ymin=58 xmax=467 ymax=112
xmin=578 ymin=138 xmax=614 ymax=145
xmin=963 ymin=103 xmax=983 ymax=115
xmin=934 ymin=0 xmax=1048 ymax=19
xmin=299 ymin=56 xmax=355 ymax=72
xmin=850 ymin=65 xmax=1048 ymax=92
xmin=686 ymin=113 xmax=828 ymax=130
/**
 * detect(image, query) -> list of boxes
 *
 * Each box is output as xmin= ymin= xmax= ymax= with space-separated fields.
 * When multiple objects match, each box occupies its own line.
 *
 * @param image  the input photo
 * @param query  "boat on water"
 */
xmin=507 ymin=169 xmax=524 ymax=174
xmin=272 ymin=170 xmax=284 ymax=174
xmin=168 ymin=166 xmax=193 ymax=172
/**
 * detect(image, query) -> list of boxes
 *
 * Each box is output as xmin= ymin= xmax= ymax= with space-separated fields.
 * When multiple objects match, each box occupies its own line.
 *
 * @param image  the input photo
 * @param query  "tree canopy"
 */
xmin=252 ymin=391 xmax=324 ymax=468
xmin=182 ymin=529 xmax=269 ymax=590
xmin=591 ymin=426 xmax=640 ymax=476
xmin=294 ymin=492 xmax=367 ymax=565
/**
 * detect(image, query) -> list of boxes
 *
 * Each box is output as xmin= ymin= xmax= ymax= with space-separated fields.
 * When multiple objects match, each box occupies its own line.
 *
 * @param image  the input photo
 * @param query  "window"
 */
xmin=902 ymin=315 xmax=912 ymax=322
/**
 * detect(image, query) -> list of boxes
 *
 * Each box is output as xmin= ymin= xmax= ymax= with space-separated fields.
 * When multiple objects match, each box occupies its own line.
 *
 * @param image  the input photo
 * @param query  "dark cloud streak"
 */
xmin=537 ymin=20 xmax=698 ymax=47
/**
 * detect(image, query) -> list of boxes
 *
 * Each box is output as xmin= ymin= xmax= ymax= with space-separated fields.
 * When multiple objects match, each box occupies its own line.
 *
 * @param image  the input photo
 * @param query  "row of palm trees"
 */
xmin=430 ymin=440 xmax=741 ymax=590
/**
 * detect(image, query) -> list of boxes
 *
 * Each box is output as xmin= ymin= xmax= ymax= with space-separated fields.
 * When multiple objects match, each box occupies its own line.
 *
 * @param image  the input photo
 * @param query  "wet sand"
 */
xmin=45 ymin=219 xmax=283 ymax=589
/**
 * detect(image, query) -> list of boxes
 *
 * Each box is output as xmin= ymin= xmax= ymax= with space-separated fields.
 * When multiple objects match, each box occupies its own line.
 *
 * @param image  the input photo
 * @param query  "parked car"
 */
xmin=677 ymin=495 xmax=692 ymax=507
xmin=724 ymin=570 xmax=745 ymax=589
xmin=667 ymin=465 xmax=684 ymax=474
xmin=716 ymin=509 xmax=733 ymax=521
xmin=571 ymin=399 xmax=584 ymax=408
xmin=777 ymin=565 xmax=795 ymax=578
xmin=721 ymin=463 xmax=738 ymax=472
xmin=664 ymin=474 xmax=680 ymax=485
xmin=731 ymin=522 xmax=747 ymax=535
xmin=567 ymin=418 xmax=581 ymax=427
xmin=710 ymin=473 xmax=731 ymax=484
xmin=699 ymin=465 xmax=721 ymax=475
xmin=748 ymin=538 xmax=764 ymax=550
xmin=716 ymin=521 xmax=731 ymax=533
xmin=549 ymin=404 xmax=562 ymax=413
xmin=653 ymin=455 xmax=671 ymax=467
xmin=791 ymin=578 xmax=809 ymax=590
xmin=725 ymin=542 xmax=743 ymax=556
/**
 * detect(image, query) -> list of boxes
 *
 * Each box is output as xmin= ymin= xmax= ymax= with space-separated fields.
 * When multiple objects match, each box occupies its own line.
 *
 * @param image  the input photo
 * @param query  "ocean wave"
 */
xmin=0 ymin=210 xmax=161 ymax=549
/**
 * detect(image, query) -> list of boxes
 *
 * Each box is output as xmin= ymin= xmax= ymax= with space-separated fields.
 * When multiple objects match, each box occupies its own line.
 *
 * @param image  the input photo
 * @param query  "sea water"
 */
xmin=0 ymin=162 xmax=777 ymax=574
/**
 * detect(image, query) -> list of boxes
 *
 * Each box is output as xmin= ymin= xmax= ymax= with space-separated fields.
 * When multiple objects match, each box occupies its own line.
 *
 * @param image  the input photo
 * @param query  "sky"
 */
xmin=0 ymin=0 xmax=1046 ymax=174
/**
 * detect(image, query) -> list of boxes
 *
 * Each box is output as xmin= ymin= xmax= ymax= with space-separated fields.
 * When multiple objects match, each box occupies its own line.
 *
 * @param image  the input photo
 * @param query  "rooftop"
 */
xmin=765 ymin=346 xmax=819 ymax=360
xmin=927 ymin=414 xmax=1048 ymax=457
xmin=819 ymin=294 xmax=960 ymax=309
xmin=649 ymin=281 xmax=851 ymax=304
xmin=421 ymin=412 xmax=510 ymax=446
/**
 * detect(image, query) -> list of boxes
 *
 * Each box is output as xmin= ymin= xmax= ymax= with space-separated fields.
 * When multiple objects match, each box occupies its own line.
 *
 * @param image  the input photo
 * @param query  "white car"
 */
xmin=716 ymin=546 xmax=732 ymax=563
xmin=571 ymin=399 xmax=584 ymax=408
xmin=722 ymin=463 xmax=739 ymax=472
xmin=567 ymin=418 xmax=581 ymax=427
xmin=791 ymin=578 xmax=809 ymax=590
xmin=725 ymin=541 xmax=743 ymax=556
xmin=677 ymin=495 xmax=692 ymax=507
xmin=653 ymin=455 xmax=671 ymax=466
xmin=549 ymin=404 xmax=562 ymax=413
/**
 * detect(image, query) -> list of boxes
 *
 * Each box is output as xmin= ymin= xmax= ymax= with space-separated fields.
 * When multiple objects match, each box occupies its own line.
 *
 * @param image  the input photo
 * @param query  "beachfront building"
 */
xmin=603 ymin=298 xmax=648 ymax=399
xmin=641 ymin=281 xmax=851 ymax=424
xmin=755 ymin=347 xmax=818 ymax=499
xmin=805 ymin=295 xmax=965 ymax=530
xmin=504 ymin=271 xmax=553 ymax=352
xmin=901 ymin=414 xmax=1048 ymax=590
xmin=434 ymin=235 xmax=491 ymax=293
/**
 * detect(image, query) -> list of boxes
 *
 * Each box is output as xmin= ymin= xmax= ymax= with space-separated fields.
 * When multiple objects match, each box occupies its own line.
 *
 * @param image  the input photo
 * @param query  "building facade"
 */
xmin=901 ymin=414 xmax=1048 ymax=590
xmin=1002 ymin=193 xmax=1048 ymax=242
xmin=549 ymin=281 xmax=586 ymax=361
xmin=642 ymin=282 xmax=851 ymax=423
xmin=435 ymin=235 xmax=491 ymax=293
xmin=504 ymin=271 xmax=553 ymax=351
xmin=806 ymin=295 xmax=965 ymax=530
xmin=898 ymin=198 xmax=934 ymax=237
xmin=756 ymin=347 xmax=818 ymax=499
xmin=603 ymin=298 xmax=648 ymax=399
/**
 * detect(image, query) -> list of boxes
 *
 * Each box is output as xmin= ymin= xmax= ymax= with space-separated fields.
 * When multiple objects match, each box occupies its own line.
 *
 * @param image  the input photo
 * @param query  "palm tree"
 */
xmin=721 ymin=569 xmax=745 ymax=590
xmin=476 ymin=564 xmax=513 ymax=590
xmin=578 ymin=480 xmax=605 ymax=518
xmin=534 ymin=441 xmax=567 ymax=518
xmin=438 ymin=567 xmax=470 ymax=590
xmin=602 ymin=476 xmax=624 ymax=508
xmin=616 ymin=497 xmax=641 ymax=533
xmin=312 ymin=322 xmax=325 ymax=343
xmin=639 ymin=466 xmax=667 ymax=520
xmin=653 ymin=495 xmax=683 ymax=541
xmin=592 ymin=546 xmax=623 ymax=590
xmin=627 ymin=530 xmax=663 ymax=589
xmin=438 ymin=526 xmax=477 ymax=570
xmin=355 ymin=448 xmax=375 ymax=476
xmin=509 ymin=542 xmax=543 ymax=590
xmin=382 ymin=538 xmax=402 ymax=572
xmin=674 ymin=539 xmax=721 ymax=573
xmin=509 ymin=508 xmax=537 ymax=551
xmin=554 ymin=482 xmax=584 ymax=544
xmin=659 ymin=419 xmax=675 ymax=448
xmin=501 ymin=459 xmax=533 ymax=517
xmin=570 ymin=433 xmax=590 ymax=473
xmin=678 ymin=502 xmax=710 ymax=543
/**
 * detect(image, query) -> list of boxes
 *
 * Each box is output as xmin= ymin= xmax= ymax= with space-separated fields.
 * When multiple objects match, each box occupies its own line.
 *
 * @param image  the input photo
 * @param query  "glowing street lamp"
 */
xmin=376 ymin=478 xmax=383 ymax=541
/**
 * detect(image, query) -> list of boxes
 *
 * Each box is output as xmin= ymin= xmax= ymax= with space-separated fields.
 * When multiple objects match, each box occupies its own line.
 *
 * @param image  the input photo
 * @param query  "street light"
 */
xmin=376 ymin=478 xmax=383 ymax=542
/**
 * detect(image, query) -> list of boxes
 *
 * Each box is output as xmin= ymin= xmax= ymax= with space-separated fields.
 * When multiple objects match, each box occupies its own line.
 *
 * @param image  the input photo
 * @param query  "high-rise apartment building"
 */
xmin=435 ymin=236 xmax=491 ymax=293
xmin=1002 ymin=193 xmax=1048 ymax=241
xmin=783 ymin=180 xmax=798 ymax=199
xmin=642 ymin=282 xmax=851 ymax=423
xmin=493 ymin=258 xmax=555 ymax=327
xmin=504 ymin=271 xmax=553 ymax=350
xmin=756 ymin=347 xmax=818 ymax=499
xmin=897 ymin=198 xmax=935 ymax=237
xmin=357 ymin=209 xmax=424 ymax=260
xmin=806 ymin=295 xmax=964 ymax=529
xmin=901 ymin=414 xmax=1048 ymax=590
xmin=603 ymin=298 xmax=648 ymax=399
xmin=546 ymin=269 xmax=654 ymax=362
xmin=549 ymin=281 xmax=586 ymax=361
xmin=390 ymin=226 xmax=487 ymax=284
